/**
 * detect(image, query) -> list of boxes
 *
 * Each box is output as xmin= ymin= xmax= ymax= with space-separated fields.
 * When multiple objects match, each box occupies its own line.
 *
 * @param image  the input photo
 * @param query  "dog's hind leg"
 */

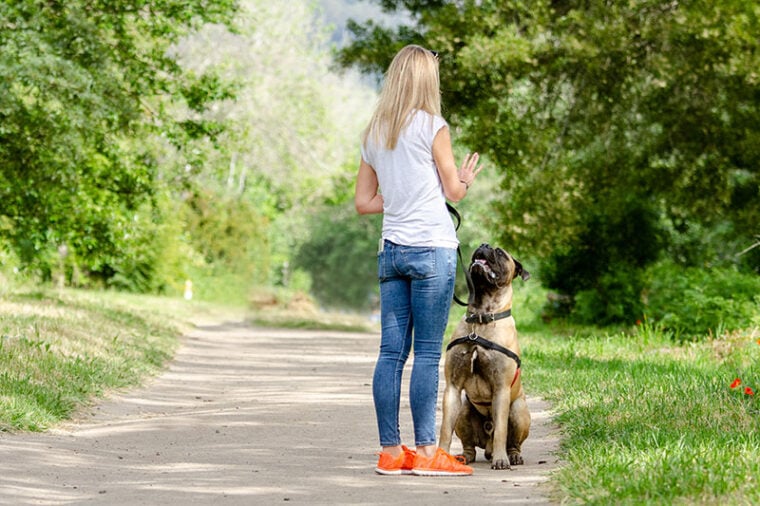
xmin=484 ymin=420 xmax=494 ymax=462
xmin=454 ymin=402 xmax=478 ymax=463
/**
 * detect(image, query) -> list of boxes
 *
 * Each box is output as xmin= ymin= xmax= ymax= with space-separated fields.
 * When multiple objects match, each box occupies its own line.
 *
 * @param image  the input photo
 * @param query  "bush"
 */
xmin=644 ymin=261 xmax=760 ymax=340
xmin=573 ymin=270 xmax=646 ymax=326
xmin=177 ymin=189 xmax=273 ymax=304
xmin=540 ymin=197 xmax=663 ymax=325
xmin=292 ymin=205 xmax=381 ymax=311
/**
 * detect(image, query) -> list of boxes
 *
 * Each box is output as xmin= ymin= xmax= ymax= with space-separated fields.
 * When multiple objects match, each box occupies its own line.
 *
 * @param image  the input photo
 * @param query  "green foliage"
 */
xmin=338 ymin=0 xmax=760 ymax=325
xmin=178 ymin=189 xmax=271 ymax=302
xmin=644 ymin=261 xmax=760 ymax=340
xmin=103 ymin=193 xmax=190 ymax=294
xmin=540 ymin=198 xmax=663 ymax=324
xmin=157 ymin=0 xmax=377 ymax=303
xmin=292 ymin=205 xmax=381 ymax=311
xmin=1 ymin=0 xmax=377 ymax=302
xmin=0 ymin=0 xmax=238 ymax=283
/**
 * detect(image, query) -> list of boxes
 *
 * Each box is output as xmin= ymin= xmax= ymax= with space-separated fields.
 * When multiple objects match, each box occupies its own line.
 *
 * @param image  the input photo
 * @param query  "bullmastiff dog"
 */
xmin=439 ymin=243 xmax=531 ymax=470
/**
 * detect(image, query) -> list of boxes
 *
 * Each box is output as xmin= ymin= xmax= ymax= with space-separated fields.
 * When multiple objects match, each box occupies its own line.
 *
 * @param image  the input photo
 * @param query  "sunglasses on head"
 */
xmin=429 ymin=50 xmax=439 ymax=59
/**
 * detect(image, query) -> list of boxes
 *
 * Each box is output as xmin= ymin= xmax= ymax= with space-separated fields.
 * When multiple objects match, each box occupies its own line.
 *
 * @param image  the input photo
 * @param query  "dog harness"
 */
xmin=446 ymin=333 xmax=522 ymax=388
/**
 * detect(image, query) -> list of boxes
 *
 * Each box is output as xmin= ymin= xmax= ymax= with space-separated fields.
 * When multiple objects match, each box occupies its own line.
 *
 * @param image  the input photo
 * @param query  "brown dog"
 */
xmin=439 ymin=244 xmax=531 ymax=470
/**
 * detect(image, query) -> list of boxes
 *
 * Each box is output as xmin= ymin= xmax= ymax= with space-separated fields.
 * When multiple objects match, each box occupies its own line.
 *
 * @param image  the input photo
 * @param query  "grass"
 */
xmin=2 ymin=280 xmax=759 ymax=504
xmin=501 ymin=281 xmax=760 ymax=505
xmin=527 ymin=328 xmax=760 ymax=505
xmin=0 ymin=287 xmax=244 ymax=432
xmin=247 ymin=286 xmax=378 ymax=333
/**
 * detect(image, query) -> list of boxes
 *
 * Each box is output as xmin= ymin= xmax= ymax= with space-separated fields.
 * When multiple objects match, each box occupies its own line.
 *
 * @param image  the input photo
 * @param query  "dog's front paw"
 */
xmin=461 ymin=449 xmax=476 ymax=464
xmin=508 ymin=452 xmax=524 ymax=466
xmin=491 ymin=458 xmax=511 ymax=470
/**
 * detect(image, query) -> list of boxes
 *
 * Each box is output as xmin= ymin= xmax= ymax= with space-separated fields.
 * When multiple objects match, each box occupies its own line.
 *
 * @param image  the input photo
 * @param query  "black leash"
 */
xmin=446 ymin=202 xmax=474 ymax=307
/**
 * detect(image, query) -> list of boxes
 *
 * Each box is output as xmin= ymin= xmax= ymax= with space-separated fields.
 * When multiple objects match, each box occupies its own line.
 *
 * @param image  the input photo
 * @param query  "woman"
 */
xmin=355 ymin=44 xmax=483 ymax=476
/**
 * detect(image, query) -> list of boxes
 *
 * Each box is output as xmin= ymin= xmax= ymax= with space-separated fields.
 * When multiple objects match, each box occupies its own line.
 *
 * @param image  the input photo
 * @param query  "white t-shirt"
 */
xmin=361 ymin=110 xmax=458 ymax=249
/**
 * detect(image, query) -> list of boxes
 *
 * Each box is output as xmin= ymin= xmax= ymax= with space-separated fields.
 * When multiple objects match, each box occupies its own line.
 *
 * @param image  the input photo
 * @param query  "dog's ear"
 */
xmin=513 ymin=259 xmax=531 ymax=281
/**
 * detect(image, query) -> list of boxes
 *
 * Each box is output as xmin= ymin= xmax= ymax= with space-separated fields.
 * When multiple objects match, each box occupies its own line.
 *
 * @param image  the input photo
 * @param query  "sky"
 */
xmin=315 ymin=0 xmax=409 ymax=46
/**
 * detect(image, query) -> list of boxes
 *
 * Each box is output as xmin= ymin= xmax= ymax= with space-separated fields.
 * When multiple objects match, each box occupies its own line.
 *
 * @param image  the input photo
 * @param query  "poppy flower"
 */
xmin=730 ymin=378 xmax=742 ymax=389
xmin=745 ymin=387 xmax=755 ymax=396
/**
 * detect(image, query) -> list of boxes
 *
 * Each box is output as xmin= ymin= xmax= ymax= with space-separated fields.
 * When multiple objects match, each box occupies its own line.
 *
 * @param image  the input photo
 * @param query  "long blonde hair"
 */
xmin=362 ymin=45 xmax=441 ymax=150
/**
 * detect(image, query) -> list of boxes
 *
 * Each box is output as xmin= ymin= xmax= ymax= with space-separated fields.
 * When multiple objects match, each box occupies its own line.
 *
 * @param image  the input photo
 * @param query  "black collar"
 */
xmin=465 ymin=309 xmax=511 ymax=324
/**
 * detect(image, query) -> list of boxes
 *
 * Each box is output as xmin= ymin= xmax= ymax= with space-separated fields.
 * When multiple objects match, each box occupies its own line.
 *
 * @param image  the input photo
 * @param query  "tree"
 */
xmin=166 ymin=0 xmax=377 ymax=294
xmin=0 ymin=0 xmax=237 ymax=279
xmin=338 ymin=0 xmax=760 ymax=323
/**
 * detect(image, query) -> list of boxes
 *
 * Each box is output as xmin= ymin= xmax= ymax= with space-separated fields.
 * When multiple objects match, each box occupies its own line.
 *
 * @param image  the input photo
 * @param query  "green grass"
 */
xmin=0 ymin=288 xmax=242 ymax=432
xmin=498 ymin=282 xmax=760 ymax=505
xmin=527 ymin=329 xmax=759 ymax=505
xmin=247 ymin=286 xmax=378 ymax=333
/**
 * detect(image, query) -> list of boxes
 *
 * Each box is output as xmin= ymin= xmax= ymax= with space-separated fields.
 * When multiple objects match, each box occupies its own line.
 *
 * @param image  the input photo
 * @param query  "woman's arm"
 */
xmin=355 ymin=158 xmax=384 ymax=215
xmin=432 ymin=126 xmax=482 ymax=203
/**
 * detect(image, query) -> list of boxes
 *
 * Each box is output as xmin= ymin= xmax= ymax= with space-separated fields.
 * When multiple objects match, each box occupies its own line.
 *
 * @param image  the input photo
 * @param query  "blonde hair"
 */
xmin=362 ymin=45 xmax=441 ymax=150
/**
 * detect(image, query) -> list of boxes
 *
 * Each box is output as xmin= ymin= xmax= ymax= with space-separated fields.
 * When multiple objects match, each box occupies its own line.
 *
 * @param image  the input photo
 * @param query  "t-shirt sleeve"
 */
xmin=429 ymin=115 xmax=448 ymax=145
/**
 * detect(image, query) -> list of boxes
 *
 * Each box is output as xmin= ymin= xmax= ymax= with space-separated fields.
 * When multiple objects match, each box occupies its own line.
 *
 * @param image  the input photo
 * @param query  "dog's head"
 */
xmin=469 ymin=244 xmax=530 ymax=294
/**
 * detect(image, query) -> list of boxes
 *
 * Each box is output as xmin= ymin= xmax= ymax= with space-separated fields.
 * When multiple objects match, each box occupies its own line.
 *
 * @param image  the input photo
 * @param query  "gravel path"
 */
xmin=0 ymin=321 xmax=561 ymax=505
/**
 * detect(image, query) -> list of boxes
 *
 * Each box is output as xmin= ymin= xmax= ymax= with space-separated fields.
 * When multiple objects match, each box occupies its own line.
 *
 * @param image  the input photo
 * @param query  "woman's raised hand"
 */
xmin=458 ymin=153 xmax=483 ymax=189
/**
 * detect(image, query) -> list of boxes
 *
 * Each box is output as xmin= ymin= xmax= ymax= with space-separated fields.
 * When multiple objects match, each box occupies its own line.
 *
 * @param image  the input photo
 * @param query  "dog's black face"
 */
xmin=469 ymin=244 xmax=530 ymax=293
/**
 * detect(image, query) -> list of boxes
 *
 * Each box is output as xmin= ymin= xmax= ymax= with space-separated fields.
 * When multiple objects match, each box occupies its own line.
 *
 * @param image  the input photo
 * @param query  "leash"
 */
xmin=446 ymin=202 xmax=474 ymax=307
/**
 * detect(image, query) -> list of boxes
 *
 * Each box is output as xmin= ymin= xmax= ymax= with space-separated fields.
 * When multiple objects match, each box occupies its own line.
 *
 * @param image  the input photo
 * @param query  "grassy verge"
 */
xmin=527 ymin=326 xmax=759 ymax=505
xmin=0 ymin=288 xmax=243 ymax=432
xmin=500 ymin=281 xmax=760 ymax=505
xmin=384 ymin=277 xmax=757 ymax=502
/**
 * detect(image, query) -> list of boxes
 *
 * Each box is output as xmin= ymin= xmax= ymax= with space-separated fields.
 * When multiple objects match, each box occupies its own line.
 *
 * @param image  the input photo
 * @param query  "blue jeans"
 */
xmin=373 ymin=240 xmax=456 ymax=447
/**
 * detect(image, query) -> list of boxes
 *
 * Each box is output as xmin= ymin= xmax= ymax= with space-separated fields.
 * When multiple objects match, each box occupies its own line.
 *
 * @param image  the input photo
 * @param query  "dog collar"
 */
xmin=465 ymin=309 xmax=511 ymax=324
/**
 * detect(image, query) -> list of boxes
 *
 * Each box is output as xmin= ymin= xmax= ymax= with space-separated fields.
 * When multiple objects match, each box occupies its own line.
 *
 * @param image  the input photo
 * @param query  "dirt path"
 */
xmin=0 ymin=321 xmax=561 ymax=505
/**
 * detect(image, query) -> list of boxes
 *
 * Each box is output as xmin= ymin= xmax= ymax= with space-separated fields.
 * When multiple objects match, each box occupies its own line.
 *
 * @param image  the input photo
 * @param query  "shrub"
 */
xmin=292 ymin=205 xmax=381 ymax=311
xmin=540 ymin=197 xmax=663 ymax=325
xmin=573 ymin=270 xmax=646 ymax=326
xmin=644 ymin=261 xmax=760 ymax=340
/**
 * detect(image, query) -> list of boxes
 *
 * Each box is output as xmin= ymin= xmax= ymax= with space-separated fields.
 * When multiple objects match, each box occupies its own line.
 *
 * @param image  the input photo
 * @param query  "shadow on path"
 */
xmin=0 ymin=323 xmax=561 ymax=505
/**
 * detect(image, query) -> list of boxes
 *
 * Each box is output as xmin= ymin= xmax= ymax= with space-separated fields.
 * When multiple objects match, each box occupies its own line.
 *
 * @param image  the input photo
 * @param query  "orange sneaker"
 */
xmin=375 ymin=446 xmax=416 ymax=475
xmin=412 ymin=448 xmax=473 ymax=476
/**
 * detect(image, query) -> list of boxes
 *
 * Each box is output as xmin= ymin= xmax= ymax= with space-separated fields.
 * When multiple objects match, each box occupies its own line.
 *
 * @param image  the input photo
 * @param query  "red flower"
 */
xmin=730 ymin=378 xmax=742 ymax=389
xmin=756 ymin=338 xmax=760 ymax=346
xmin=636 ymin=319 xmax=642 ymax=326
xmin=745 ymin=387 xmax=755 ymax=396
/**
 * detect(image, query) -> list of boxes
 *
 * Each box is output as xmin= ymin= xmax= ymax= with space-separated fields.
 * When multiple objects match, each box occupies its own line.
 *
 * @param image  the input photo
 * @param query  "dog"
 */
xmin=439 ymin=243 xmax=531 ymax=470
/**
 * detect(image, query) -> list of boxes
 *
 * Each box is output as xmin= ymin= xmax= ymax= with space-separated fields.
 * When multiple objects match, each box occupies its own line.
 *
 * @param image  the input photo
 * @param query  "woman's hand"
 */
xmin=457 ymin=152 xmax=482 ymax=190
